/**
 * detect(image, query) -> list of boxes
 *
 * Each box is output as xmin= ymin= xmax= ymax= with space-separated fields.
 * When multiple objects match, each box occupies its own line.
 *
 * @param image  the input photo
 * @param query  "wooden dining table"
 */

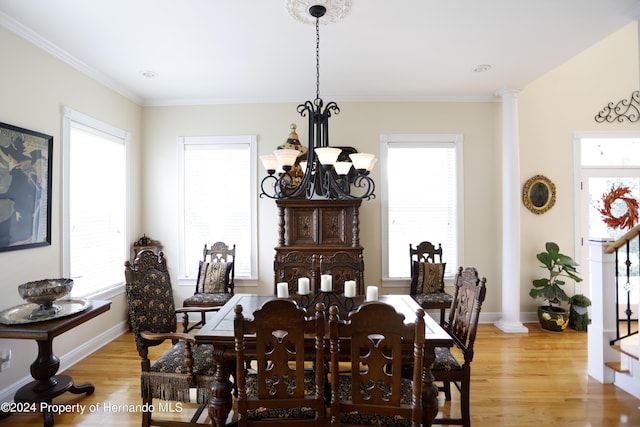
xmin=195 ymin=293 xmax=453 ymax=427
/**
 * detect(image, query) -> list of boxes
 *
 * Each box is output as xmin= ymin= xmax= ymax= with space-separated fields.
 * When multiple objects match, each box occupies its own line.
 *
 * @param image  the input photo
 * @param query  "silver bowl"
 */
xmin=18 ymin=279 xmax=73 ymax=319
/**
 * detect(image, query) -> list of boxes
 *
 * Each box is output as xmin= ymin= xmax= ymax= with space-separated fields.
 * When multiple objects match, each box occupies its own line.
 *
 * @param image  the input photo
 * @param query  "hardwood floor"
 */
xmin=2 ymin=323 xmax=639 ymax=426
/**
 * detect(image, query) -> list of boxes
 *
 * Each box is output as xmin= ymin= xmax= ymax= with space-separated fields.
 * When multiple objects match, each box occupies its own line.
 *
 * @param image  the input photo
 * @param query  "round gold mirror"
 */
xmin=523 ymin=175 xmax=556 ymax=214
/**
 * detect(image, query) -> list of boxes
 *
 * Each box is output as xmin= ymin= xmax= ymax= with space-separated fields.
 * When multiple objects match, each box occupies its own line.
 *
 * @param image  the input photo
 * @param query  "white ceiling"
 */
xmin=1 ymin=0 xmax=639 ymax=106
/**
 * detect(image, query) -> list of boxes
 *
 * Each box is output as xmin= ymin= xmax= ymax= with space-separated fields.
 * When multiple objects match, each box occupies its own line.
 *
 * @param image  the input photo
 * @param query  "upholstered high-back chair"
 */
xmin=409 ymin=241 xmax=451 ymax=325
xmin=234 ymin=299 xmax=326 ymax=426
xmin=183 ymin=241 xmax=235 ymax=331
xmin=328 ymin=302 xmax=425 ymax=427
xmin=124 ymin=250 xmax=217 ymax=427
xmin=431 ymin=266 xmax=487 ymax=427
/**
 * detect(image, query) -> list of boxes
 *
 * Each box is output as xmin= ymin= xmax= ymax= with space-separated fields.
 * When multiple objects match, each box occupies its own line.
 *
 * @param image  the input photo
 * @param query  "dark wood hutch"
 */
xmin=274 ymin=199 xmax=364 ymax=294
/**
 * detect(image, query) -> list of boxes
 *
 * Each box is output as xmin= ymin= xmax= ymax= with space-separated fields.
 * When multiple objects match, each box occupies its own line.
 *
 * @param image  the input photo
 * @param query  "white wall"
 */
xmin=0 ymin=27 xmax=142 ymax=396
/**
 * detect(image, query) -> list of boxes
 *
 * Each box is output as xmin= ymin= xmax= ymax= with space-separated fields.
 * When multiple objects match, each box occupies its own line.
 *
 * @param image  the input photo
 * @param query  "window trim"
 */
xmin=380 ymin=133 xmax=464 ymax=284
xmin=61 ymin=106 xmax=131 ymax=297
xmin=176 ymin=135 xmax=257 ymax=284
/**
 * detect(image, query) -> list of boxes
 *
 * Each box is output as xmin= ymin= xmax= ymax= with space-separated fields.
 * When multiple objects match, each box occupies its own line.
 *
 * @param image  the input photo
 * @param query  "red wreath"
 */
xmin=598 ymin=185 xmax=639 ymax=230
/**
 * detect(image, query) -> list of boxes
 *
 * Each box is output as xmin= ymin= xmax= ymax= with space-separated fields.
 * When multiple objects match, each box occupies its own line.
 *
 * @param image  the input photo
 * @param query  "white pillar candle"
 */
xmin=344 ymin=280 xmax=356 ymax=298
xmin=321 ymin=274 xmax=332 ymax=292
xmin=277 ymin=282 xmax=289 ymax=298
xmin=366 ymin=285 xmax=378 ymax=302
xmin=298 ymin=277 xmax=310 ymax=295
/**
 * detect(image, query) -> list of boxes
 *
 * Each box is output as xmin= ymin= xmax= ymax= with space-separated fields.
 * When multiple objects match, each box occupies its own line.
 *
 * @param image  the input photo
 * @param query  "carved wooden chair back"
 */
xmin=317 ymin=251 xmax=365 ymax=294
xmin=409 ymin=240 xmax=443 ymax=265
xmin=432 ymin=266 xmax=487 ymax=427
xmin=273 ymin=250 xmax=315 ymax=294
xmin=234 ymin=299 xmax=326 ymax=426
xmin=124 ymin=250 xmax=216 ymax=427
xmin=328 ymin=302 xmax=425 ymax=427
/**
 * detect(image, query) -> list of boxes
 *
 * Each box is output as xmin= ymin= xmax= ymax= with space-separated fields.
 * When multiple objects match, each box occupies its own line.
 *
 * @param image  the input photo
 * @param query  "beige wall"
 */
xmin=519 ymin=21 xmax=640 ymax=312
xmin=142 ymin=101 xmax=502 ymax=310
xmin=0 ymin=27 xmax=142 ymax=392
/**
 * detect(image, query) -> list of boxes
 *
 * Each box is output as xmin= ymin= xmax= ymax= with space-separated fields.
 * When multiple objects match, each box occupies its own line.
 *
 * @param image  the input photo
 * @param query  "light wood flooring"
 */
xmin=2 ymin=323 xmax=640 ymax=426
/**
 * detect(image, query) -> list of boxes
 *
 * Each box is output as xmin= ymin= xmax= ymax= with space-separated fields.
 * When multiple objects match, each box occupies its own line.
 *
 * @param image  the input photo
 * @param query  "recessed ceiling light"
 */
xmin=140 ymin=70 xmax=158 ymax=78
xmin=473 ymin=64 xmax=492 ymax=73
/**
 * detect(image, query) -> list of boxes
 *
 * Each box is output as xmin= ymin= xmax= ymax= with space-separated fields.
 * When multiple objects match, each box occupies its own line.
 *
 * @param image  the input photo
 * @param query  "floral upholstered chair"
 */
xmin=183 ymin=241 xmax=235 ymax=331
xmin=409 ymin=241 xmax=451 ymax=325
xmin=124 ymin=250 xmax=218 ymax=427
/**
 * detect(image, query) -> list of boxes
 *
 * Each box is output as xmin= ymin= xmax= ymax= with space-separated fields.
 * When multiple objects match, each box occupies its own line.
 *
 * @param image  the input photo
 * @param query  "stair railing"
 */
xmin=604 ymin=223 xmax=640 ymax=345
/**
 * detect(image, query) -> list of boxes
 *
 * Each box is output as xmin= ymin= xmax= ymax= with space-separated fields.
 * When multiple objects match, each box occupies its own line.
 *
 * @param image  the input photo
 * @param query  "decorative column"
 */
xmin=587 ymin=238 xmax=617 ymax=383
xmin=494 ymin=88 xmax=528 ymax=333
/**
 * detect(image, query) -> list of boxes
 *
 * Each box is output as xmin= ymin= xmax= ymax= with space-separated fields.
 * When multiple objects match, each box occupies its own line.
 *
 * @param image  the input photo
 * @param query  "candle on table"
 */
xmin=366 ymin=285 xmax=378 ymax=302
xmin=344 ymin=280 xmax=356 ymax=298
xmin=298 ymin=277 xmax=310 ymax=295
xmin=321 ymin=275 xmax=332 ymax=292
xmin=277 ymin=282 xmax=289 ymax=298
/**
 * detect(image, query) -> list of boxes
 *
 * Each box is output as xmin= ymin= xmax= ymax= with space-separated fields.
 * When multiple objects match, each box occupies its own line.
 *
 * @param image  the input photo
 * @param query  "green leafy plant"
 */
xmin=529 ymin=242 xmax=582 ymax=307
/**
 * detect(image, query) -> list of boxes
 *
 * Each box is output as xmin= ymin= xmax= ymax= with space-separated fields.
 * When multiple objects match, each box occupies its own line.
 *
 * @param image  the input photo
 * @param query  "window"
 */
xmin=178 ymin=135 xmax=257 ymax=281
xmin=380 ymin=134 xmax=463 ymax=280
xmin=62 ymin=108 xmax=130 ymax=296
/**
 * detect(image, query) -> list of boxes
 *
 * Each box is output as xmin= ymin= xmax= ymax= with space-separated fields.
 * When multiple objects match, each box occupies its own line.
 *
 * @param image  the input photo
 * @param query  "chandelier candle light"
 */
xmin=260 ymin=3 xmax=376 ymax=200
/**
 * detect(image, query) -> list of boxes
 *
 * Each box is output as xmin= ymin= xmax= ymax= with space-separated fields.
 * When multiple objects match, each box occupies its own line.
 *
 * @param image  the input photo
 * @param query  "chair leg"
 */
xmin=141 ymin=396 xmax=152 ymax=427
xmin=443 ymin=380 xmax=452 ymax=401
xmin=439 ymin=308 xmax=446 ymax=325
xmin=461 ymin=373 xmax=470 ymax=427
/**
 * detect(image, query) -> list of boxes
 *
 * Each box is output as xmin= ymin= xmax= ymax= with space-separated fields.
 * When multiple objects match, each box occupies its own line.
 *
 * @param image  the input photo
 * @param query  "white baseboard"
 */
xmin=0 ymin=320 xmax=129 ymax=404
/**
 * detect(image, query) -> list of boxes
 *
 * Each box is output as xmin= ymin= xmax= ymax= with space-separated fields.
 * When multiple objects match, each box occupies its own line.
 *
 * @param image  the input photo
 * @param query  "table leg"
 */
xmin=209 ymin=349 xmax=233 ymax=427
xmin=14 ymin=339 xmax=95 ymax=427
xmin=422 ymin=347 xmax=438 ymax=426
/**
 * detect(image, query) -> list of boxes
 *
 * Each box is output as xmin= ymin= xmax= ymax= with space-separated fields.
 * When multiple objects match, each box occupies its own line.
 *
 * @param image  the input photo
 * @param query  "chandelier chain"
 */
xmin=315 ymin=15 xmax=320 ymax=102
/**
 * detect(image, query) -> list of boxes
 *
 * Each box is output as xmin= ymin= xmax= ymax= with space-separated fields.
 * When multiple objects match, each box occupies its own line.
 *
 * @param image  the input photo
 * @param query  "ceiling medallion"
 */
xmin=285 ymin=0 xmax=351 ymax=24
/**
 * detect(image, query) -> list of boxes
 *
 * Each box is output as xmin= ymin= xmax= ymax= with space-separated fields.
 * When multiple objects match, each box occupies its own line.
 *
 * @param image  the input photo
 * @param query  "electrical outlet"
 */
xmin=0 ymin=349 xmax=11 ymax=371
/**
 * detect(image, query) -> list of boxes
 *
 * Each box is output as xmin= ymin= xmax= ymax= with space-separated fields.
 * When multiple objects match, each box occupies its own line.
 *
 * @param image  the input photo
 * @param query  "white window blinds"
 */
xmin=381 ymin=134 xmax=463 ymax=279
xmin=178 ymin=135 xmax=256 ymax=280
xmin=63 ymin=109 xmax=129 ymax=296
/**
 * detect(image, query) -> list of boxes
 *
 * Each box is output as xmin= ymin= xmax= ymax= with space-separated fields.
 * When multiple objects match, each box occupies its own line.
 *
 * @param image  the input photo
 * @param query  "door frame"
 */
xmin=573 ymin=131 xmax=640 ymax=305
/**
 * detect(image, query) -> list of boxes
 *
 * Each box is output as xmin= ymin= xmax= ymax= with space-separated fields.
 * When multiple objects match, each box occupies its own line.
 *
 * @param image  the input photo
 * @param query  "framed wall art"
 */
xmin=523 ymin=174 xmax=556 ymax=215
xmin=0 ymin=122 xmax=53 ymax=252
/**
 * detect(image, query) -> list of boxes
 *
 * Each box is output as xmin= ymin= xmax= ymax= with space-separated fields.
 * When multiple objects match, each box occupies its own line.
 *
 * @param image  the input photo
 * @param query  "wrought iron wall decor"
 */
xmin=595 ymin=90 xmax=640 ymax=123
xmin=259 ymin=4 xmax=376 ymax=201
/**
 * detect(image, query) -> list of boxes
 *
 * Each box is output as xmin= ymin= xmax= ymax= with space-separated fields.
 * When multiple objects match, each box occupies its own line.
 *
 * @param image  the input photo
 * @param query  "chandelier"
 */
xmin=259 ymin=3 xmax=376 ymax=200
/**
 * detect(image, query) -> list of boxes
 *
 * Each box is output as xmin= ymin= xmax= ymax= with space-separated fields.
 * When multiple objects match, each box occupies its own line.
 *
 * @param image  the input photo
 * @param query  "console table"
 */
xmin=0 ymin=299 xmax=111 ymax=426
xmin=274 ymin=199 xmax=364 ymax=293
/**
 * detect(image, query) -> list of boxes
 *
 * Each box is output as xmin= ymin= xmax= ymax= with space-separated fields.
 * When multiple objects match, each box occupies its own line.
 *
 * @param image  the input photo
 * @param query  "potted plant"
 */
xmin=529 ymin=242 xmax=582 ymax=332
xmin=569 ymin=294 xmax=592 ymax=331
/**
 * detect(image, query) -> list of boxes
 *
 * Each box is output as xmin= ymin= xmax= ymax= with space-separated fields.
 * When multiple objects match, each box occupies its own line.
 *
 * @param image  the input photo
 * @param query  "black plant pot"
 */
xmin=537 ymin=306 xmax=569 ymax=332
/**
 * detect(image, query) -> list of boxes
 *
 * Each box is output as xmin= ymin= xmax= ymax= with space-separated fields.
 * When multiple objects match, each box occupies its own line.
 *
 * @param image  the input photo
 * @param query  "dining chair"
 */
xmin=409 ymin=241 xmax=451 ymax=325
xmin=318 ymin=251 xmax=365 ymax=294
xmin=183 ymin=241 xmax=235 ymax=331
xmin=124 ymin=250 xmax=218 ymax=427
xmin=234 ymin=299 xmax=326 ymax=426
xmin=431 ymin=266 xmax=487 ymax=427
xmin=328 ymin=302 xmax=425 ymax=427
xmin=273 ymin=250 xmax=315 ymax=294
